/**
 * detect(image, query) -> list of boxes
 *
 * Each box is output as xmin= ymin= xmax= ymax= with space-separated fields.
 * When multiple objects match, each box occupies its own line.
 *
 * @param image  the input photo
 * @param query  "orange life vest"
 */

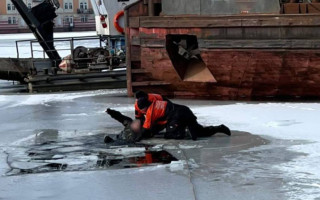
xmin=135 ymin=93 xmax=163 ymax=118
xmin=143 ymin=100 xmax=168 ymax=130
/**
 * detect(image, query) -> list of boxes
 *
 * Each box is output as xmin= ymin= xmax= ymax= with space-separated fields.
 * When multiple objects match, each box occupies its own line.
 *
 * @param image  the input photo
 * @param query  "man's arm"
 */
xmin=106 ymin=108 xmax=133 ymax=126
xmin=134 ymin=101 xmax=145 ymax=120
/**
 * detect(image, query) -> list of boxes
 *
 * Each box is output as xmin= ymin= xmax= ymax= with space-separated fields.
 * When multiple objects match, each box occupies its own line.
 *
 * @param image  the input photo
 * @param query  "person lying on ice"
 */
xmin=103 ymin=91 xmax=168 ymax=144
xmin=104 ymin=100 xmax=231 ymax=144
xmin=134 ymin=97 xmax=231 ymax=141
xmin=103 ymin=108 xmax=154 ymax=144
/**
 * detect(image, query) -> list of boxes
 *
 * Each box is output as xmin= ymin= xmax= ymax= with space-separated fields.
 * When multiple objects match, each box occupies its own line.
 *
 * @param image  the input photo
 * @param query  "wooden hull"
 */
xmin=125 ymin=1 xmax=320 ymax=100
xmin=138 ymin=47 xmax=320 ymax=100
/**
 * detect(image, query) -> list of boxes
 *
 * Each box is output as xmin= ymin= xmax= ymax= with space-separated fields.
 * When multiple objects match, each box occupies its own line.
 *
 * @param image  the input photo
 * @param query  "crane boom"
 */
xmin=11 ymin=0 xmax=61 ymax=66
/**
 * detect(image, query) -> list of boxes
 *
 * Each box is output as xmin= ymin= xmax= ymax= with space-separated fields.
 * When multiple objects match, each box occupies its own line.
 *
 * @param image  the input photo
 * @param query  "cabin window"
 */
xmin=166 ymin=34 xmax=216 ymax=83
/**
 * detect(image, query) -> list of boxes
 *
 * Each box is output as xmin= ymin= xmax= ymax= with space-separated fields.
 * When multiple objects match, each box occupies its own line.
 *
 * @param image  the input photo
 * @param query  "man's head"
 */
xmin=130 ymin=119 xmax=142 ymax=133
xmin=137 ymin=97 xmax=151 ymax=112
xmin=135 ymin=91 xmax=148 ymax=99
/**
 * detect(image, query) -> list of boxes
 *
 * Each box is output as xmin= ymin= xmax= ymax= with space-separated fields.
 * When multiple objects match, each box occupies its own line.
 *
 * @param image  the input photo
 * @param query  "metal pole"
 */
xmin=30 ymin=41 xmax=34 ymax=58
xmin=70 ymin=38 xmax=74 ymax=60
xmin=16 ymin=41 xmax=19 ymax=59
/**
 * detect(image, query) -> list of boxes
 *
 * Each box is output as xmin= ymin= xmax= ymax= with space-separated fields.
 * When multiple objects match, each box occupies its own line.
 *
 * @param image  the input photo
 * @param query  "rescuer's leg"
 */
xmin=193 ymin=124 xmax=231 ymax=137
xmin=178 ymin=105 xmax=231 ymax=139
xmin=165 ymin=119 xmax=186 ymax=139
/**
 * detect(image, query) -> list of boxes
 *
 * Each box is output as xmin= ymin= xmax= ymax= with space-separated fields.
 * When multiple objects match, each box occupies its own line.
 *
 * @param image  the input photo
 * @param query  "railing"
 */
xmin=15 ymin=36 xmax=103 ymax=61
xmin=15 ymin=35 xmax=125 ymax=65
xmin=77 ymin=8 xmax=94 ymax=14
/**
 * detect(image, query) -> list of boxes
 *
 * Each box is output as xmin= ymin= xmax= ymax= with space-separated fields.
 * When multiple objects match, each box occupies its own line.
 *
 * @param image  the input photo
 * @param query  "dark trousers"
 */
xmin=165 ymin=103 xmax=214 ymax=140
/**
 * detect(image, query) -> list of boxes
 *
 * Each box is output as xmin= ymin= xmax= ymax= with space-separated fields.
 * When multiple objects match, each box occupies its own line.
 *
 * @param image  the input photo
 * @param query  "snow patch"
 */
xmin=1 ymin=89 xmax=127 ymax=108
xmin=178 ymin=144 xmax=203 ymax=149
xmin=62 ymin=113 xmax=89 ymax=117
xmin=0 ymin=96 xmax=6 ymax=102
xmin=99 ymin=147 xmax=146 ymax=156
xmin=168 ymin=159 xmax=199 ymax=172
xmin=0 ymin=32 xmax=97 ymax=58
xmin=169 ymin=161 xmax=185 ymax=172
xmin=192 ymin=102 xmax=320 ymax=183
xmin=0 ymin=31 xmax=96 ymax=40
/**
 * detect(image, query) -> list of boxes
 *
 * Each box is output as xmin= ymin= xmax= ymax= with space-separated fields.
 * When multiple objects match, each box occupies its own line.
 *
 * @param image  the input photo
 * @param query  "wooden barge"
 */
xmin=125 ymin=0 xmax=320 ymax=100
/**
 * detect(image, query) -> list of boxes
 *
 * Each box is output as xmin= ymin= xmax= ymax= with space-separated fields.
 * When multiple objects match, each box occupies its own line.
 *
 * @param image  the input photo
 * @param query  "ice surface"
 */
xmin=0 ymin=167 xmax=196 ymax=200
xmin=1 ymin=92 xmax=320 ymax=200
xmin=0 ymin=89 xmax=127 ymax=108
xmin=192 ymin=103 xmax=320 ymax=142
xmin=10 ymin=161 xmax=48 ymax=170
xmin=0 ymin=31 xmax=97 ymax=40
xmin=55 ymin=146 xmax=87 ymax=153
xmin=0 ymin=31 xmax=98 ymax=58
xmin=191 ymin=102 xmax=320 ymax=199
xmin=178 ymin=144 xmax=202 ymax=149
xmin=61 ymin=113 xmax=89 ymax=117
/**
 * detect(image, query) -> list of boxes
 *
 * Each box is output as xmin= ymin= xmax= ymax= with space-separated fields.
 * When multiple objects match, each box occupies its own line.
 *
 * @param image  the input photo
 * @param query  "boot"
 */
xmin=216 ymin=124 xmax=231 ymax=136
xmin=104 ymin=135 xmax=114 ymax=144
xmin=208 ymin=124 xmax=231 ymax=136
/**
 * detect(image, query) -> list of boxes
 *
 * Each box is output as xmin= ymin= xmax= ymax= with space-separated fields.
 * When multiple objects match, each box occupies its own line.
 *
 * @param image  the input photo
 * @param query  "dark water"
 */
xmin=5 ymin=129 xmax=178 ymax=175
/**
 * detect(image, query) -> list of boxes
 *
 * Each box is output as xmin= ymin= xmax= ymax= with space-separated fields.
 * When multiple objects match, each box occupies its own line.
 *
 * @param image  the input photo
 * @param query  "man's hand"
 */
xmin=105 ymin=108 xmax=118 ymax=117
xmin=105 ymin=108 xmax=133 ymax=125
xmin=105 ymin=108 xmax=111 ymax=113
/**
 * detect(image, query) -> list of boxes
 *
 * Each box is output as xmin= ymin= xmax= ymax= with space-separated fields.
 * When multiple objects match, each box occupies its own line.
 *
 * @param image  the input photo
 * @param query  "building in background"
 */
xmin=0 ymin=0 xmax=96 ymax=34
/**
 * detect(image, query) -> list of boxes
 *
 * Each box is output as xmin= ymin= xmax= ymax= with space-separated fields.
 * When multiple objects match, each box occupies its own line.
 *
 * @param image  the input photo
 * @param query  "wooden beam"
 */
xmin=198 ymin=39 xmax=320 ymax=49
xmin=125 ymin=9 xmax=133 ymax=97
xmin=132 ymin=81 xmax=171 ymax=86
xmin=139 ymin=15 xmax=320 ymax=28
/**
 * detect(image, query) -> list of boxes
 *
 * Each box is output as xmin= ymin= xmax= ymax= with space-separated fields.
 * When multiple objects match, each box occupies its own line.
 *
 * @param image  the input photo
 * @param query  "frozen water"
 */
xmin=0 ymin=31 xmax=98 ymax=58
xmin=10 ymin=161 xmax=49 ymax=170
xmin=0 ymin=91 xmax=320 ymax=200
xmin=0 ymin=89 xmax=127 ymax=108
xmin=190 ymin=102 xmax=320 ymax=200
